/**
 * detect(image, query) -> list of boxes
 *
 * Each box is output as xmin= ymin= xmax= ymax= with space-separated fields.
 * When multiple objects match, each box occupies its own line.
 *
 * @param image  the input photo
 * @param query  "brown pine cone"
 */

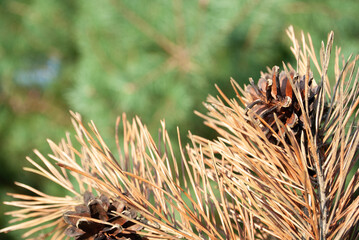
xmin=63 ymin=192 xmax=145 ymax=240
xmin=245 ymin=66 xmax=318 ymax=144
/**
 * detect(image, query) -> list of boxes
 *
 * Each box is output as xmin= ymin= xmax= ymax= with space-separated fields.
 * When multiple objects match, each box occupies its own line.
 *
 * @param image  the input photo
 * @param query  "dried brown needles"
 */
xmin=1 ymin=26 xmax=358 ymax=240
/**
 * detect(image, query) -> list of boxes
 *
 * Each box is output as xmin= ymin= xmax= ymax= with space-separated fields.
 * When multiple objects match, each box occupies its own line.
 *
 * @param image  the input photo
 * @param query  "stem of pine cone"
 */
xmin=315 ymin=31 xmax=334 ymax=240
xmin=314 ymin=84 xmax=328 ymax=240
xmin=316 ymin=159 xmax=327 ymax=240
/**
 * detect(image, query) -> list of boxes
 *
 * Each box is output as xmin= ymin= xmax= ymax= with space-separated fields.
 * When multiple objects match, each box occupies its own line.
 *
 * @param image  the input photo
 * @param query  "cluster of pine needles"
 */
xmin=1 ymin=26 xmax=358 ymax=240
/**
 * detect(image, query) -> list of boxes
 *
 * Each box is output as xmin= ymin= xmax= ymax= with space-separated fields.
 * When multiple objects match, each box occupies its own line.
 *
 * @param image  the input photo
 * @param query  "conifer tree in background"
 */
xmin=0 ymin=1 xmax=359 ymax=239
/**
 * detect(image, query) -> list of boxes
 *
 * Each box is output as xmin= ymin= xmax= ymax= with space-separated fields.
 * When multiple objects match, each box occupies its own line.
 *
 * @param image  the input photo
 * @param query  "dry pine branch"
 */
xmin=1 ymin=26 xmax=358 ymax=240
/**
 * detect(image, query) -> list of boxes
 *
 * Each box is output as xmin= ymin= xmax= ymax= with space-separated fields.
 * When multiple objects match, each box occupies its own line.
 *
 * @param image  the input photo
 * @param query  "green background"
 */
xmin=0 ymin=0 xmax=358 ymax=239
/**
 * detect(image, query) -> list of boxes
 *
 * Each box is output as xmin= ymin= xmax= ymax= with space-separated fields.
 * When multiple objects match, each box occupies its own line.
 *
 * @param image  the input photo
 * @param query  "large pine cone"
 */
xmin=63 ymin=192 xmax=145 ymax=240
xmin=245 ymin=66 xmax=318 ymax=143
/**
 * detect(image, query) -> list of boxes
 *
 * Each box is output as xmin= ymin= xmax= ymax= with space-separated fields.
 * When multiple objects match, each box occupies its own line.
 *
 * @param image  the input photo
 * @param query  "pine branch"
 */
xmin=1 ymin=26 xmax=358 ymax=240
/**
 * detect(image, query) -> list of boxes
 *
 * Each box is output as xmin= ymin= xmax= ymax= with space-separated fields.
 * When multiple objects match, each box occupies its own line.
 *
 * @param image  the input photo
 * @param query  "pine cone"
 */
xmin=245 ymin=66 xmax=318 ymax=143
xmin=63 ymin=192 xmax=145 ymax=240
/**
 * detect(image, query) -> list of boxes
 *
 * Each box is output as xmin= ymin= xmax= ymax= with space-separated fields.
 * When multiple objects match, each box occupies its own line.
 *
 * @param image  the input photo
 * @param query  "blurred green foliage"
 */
xmin=0 ymin=0 xmax=358 ymax=239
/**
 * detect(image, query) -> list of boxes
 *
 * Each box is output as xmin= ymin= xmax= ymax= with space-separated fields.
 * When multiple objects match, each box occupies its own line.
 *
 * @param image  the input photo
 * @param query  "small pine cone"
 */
xmin=63 ymin=192 xmax=145 ymax=240
xmin=245 ymin=66 xmax=318 ymax=143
